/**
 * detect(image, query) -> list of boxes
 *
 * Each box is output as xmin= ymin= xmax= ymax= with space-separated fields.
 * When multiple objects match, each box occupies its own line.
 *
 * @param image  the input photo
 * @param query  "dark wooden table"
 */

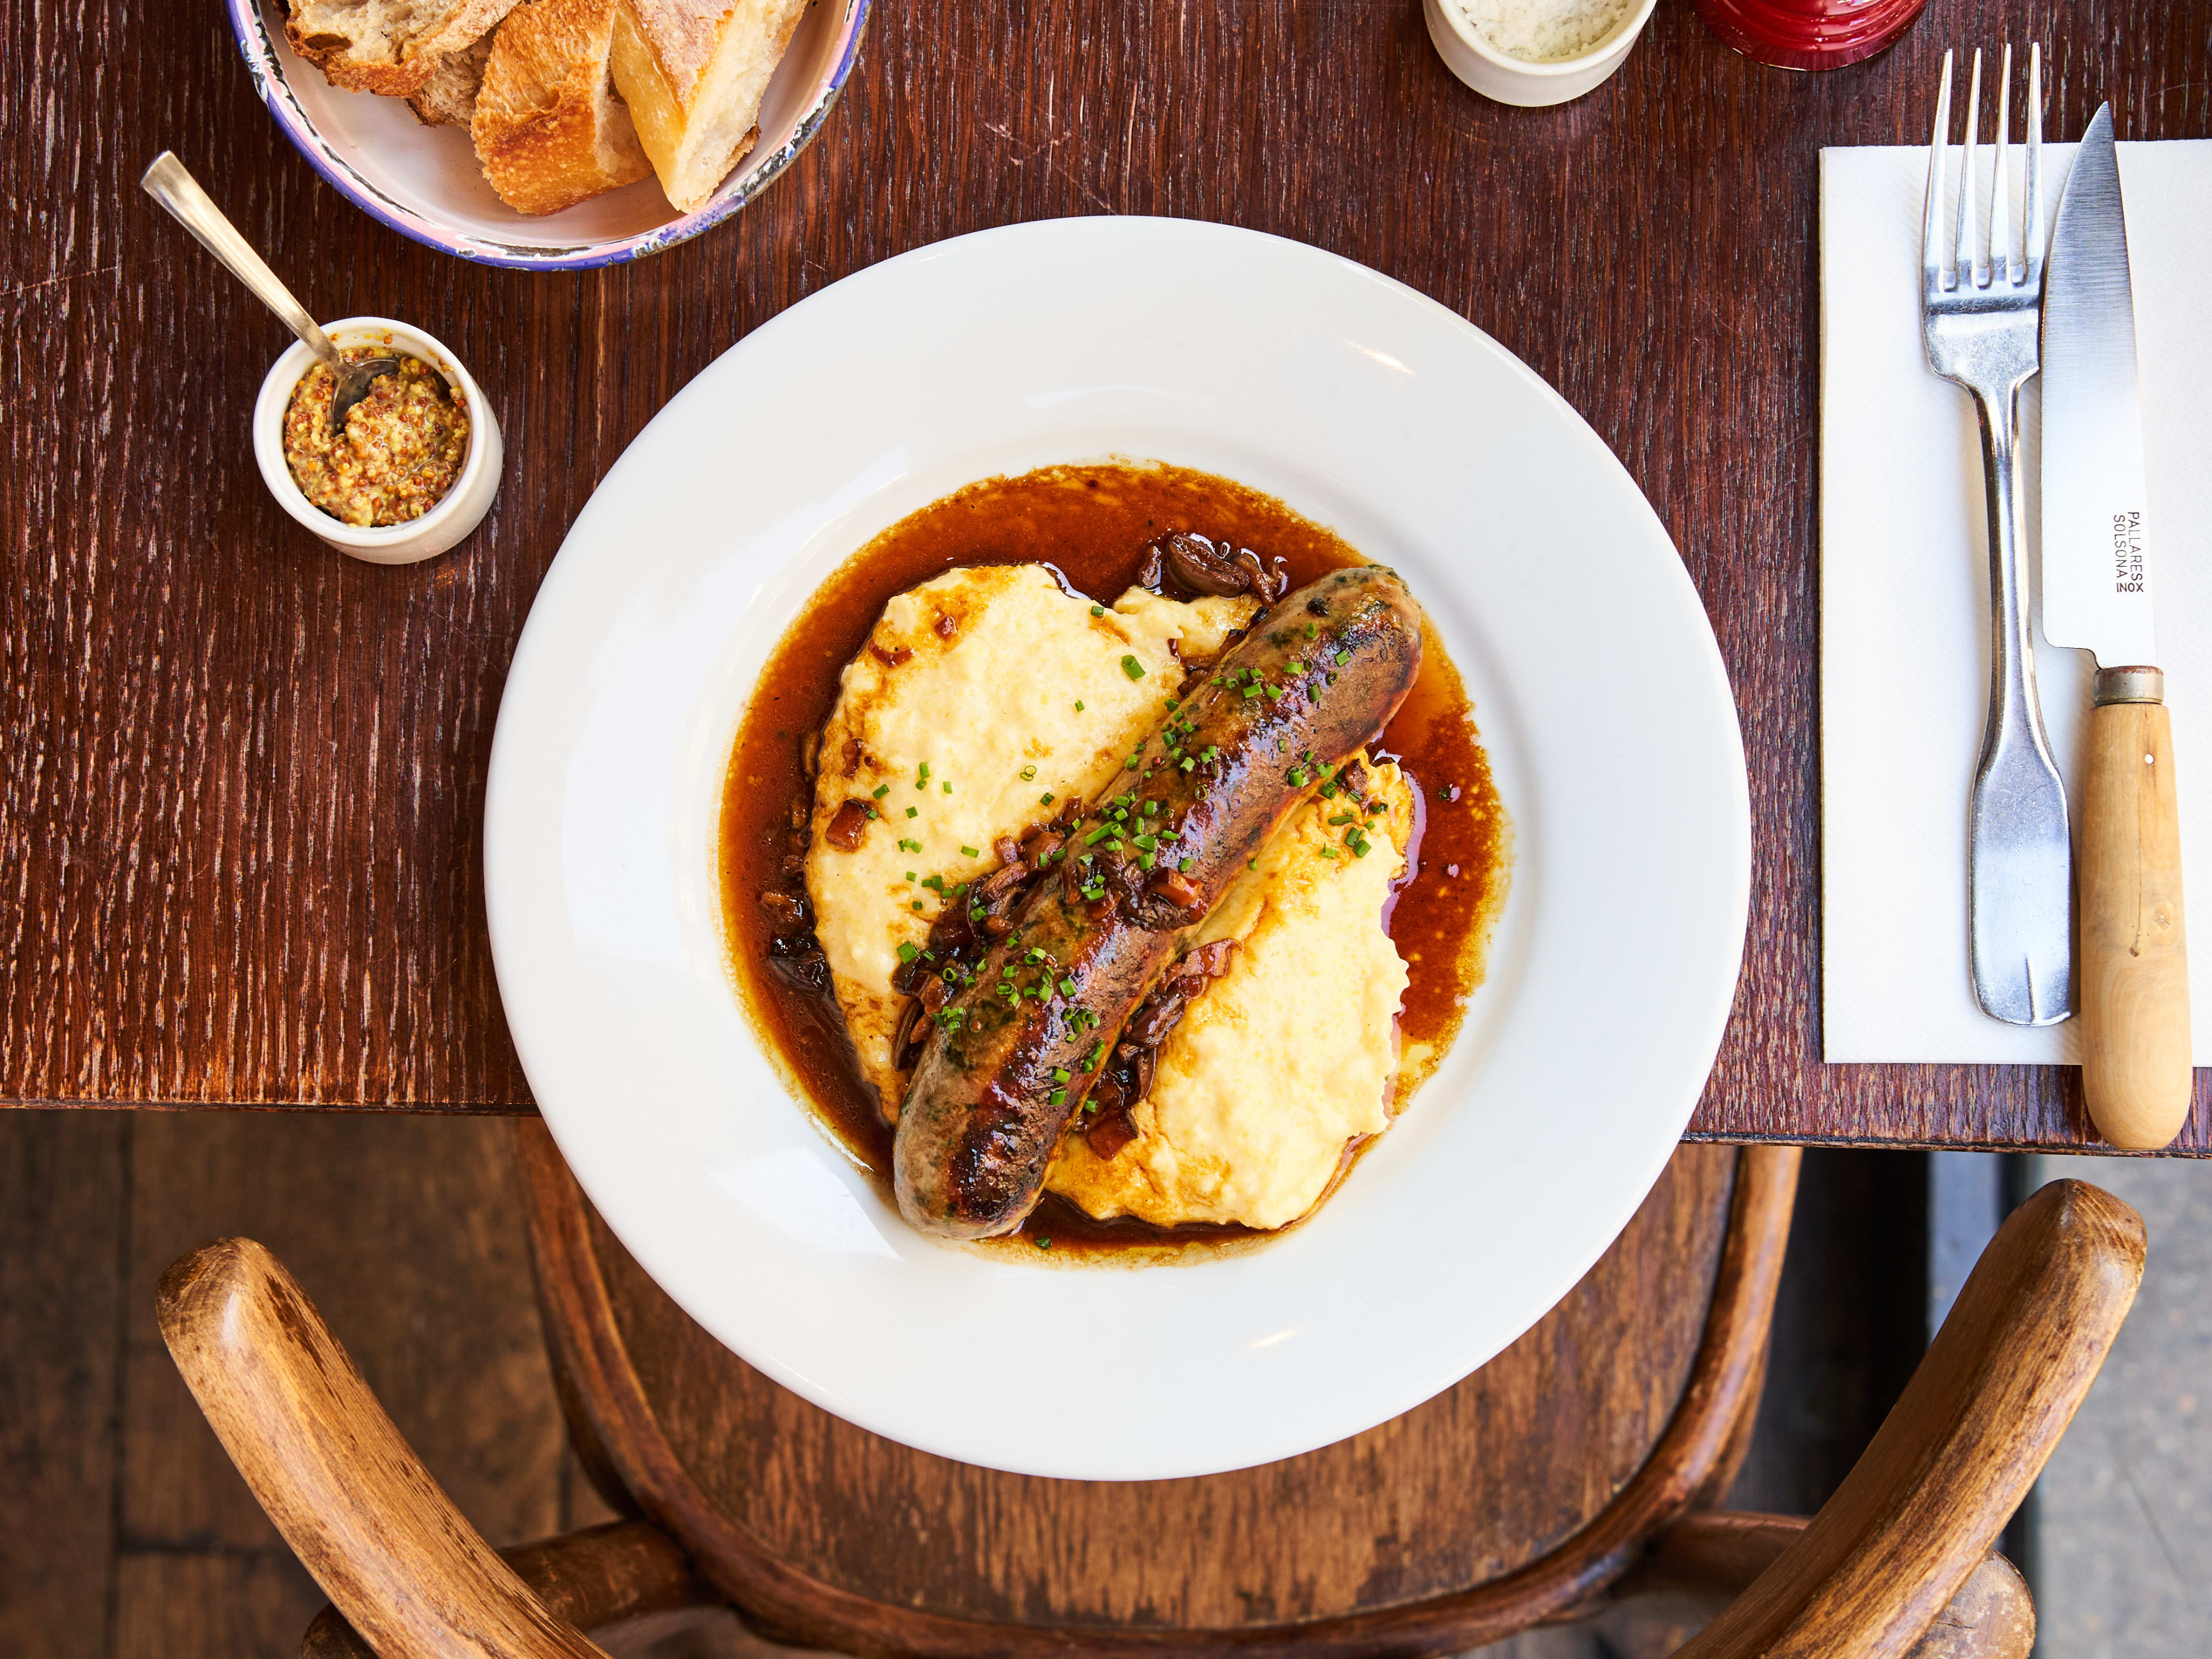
xmin=4 ymin=1 xmax=2205 ymax=1151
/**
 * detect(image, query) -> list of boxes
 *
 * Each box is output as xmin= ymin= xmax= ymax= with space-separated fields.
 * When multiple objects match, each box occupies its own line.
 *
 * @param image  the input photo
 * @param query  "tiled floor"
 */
xmin=2027 ymin=1155 xmax=2212 ymax=1659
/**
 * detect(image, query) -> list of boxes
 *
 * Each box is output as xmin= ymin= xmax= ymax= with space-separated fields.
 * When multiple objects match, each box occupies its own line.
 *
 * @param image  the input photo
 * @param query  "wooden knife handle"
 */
xmin=2080 ymin=670 xmax=2192 ymax=1149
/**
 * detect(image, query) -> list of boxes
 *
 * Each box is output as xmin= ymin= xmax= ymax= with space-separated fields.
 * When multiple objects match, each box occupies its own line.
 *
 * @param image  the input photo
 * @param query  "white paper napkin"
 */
xmin=1820 ymin=141 xmax=2212 ymax=1064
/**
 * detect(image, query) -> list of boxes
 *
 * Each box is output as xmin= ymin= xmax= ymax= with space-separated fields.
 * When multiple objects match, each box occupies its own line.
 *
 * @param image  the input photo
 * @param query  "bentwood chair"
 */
xmin=156 ymin=1127 xmax=2142 ymax=1658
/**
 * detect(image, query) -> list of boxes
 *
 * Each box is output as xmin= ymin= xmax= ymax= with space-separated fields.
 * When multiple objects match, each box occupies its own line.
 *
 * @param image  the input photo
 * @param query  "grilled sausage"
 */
xmin=893 ymin=565 xmax=1425 ymax=1239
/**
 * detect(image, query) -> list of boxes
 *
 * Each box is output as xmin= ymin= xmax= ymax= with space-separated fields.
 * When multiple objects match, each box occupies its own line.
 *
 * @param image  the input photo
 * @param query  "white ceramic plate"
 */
xmin=486 ymin=217 xmax=1748 ymax=1481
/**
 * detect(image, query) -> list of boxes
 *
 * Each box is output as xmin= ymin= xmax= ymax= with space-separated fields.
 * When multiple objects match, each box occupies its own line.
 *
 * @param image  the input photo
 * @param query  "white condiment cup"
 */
xmin=1423 ymin=0 xmax=1659 ymax=108
xmin=252 ymin=316 xmax=502 ymax=565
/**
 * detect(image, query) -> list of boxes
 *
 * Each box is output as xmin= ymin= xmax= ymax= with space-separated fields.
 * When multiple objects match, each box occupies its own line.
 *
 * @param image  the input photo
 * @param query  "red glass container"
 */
xmin=1695 ymin=0 xmax=1928 ymax=70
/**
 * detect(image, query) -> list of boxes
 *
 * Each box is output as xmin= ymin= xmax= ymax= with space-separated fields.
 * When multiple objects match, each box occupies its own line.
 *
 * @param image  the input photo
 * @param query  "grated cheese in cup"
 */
xmin=1455 ymin=0 xmax=1638 ymax=62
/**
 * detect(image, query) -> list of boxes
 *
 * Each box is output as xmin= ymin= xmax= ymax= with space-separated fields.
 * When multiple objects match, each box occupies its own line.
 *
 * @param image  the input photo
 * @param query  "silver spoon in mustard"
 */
xmin=141 ymin=151 xmax=399 ymax=436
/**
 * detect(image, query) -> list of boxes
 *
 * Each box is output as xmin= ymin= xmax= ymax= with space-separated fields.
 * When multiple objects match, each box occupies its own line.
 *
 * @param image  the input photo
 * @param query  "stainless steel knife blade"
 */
xmin=2041 ymin=104 xmax=2155 ymax=668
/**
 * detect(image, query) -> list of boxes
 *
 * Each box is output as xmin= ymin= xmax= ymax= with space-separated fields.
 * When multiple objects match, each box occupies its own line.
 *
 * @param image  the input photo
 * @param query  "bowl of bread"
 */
xmin=230 ymin=0 xmax=868 ymax=269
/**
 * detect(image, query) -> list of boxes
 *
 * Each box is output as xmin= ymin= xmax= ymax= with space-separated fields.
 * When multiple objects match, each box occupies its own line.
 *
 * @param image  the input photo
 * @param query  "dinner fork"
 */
xmin=1922 ymin=45 xmax=2072 ymax=1027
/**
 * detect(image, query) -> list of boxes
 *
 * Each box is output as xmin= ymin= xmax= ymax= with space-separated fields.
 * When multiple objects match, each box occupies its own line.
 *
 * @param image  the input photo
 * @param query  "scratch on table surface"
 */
xmin=979 ymin=120 xmax=1118 ymax=215
xmin=0 ymin=261 xmax=122 ymax=302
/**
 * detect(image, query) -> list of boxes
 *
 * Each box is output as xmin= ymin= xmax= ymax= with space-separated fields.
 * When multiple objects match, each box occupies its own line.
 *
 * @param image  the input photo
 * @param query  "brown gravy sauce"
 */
xmin=718 ymin=461 xmax=1509 ymax=1262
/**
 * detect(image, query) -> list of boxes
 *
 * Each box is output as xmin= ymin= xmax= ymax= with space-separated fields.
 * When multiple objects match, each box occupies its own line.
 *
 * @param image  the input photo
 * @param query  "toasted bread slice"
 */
xmin=407 ymin=33 xmax=494 ymax=125
xmin=285 ymin=0 xmax=522 ymax=97
xmin=608 ymin=0 xmax=812 ymax=214
xmin=472 ymin=0 xmax=653 ymax=215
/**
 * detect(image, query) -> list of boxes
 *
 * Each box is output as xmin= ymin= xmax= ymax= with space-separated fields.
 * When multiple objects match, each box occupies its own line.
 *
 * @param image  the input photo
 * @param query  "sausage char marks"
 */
xmin=893 ymin=566 xmax=1426 ymax=1239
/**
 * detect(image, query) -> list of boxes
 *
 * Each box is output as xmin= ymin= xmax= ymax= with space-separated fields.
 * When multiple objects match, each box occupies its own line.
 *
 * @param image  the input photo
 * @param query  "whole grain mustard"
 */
xmin=282 ymin=344 xmax=469 ymax=528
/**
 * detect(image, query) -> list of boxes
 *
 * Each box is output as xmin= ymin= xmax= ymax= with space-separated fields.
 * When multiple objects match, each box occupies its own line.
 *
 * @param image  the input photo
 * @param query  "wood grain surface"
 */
xmin=2078 ymin=698 xmax=2192 ymax=1147
xmin=158 ymin=1237 xmax=616 ymax=1659
xmin=518 ymin=1130 xmax=1791 ymax=1650
xmin=2 ymin=1 xmax=2206 ymax=1148
xmin=0 ymin=1108 xmax=619 ymax=1659
xmin=1675 ymin=1178 xmax=2143 ymax=1659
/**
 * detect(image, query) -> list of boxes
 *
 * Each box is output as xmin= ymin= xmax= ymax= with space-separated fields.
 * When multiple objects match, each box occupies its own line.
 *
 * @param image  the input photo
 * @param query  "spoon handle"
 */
xmin=140 ymin=151 xmax=344 ymax=371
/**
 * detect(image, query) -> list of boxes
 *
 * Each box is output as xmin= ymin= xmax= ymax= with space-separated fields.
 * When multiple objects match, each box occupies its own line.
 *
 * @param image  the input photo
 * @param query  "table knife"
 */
xmin=2041 ymin=104 xmax=2192 ymax=1147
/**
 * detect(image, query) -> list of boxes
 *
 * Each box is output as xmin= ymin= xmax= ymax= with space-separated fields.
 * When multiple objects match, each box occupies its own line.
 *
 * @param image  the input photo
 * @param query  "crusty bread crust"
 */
xmin=609 ymin=0 xmax=810 ymax=213
xmin=471 ymin=0 xmax=652 ymax=216
xmin=407 ymin=33 xmax=494 ymax=126
xmin=613 ymin=0 xmax=728 ymax=97
xmin=285 ymin=0 xmax=522 ymax=97
xmin=409 ymin=0 xmax=526 ymax=58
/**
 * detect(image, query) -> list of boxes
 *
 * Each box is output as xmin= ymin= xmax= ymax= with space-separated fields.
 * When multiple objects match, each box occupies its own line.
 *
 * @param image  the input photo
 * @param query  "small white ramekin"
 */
xmin=253 ymin=316 xmax=502 ymax=565
xmin=1422 ymin=0 xmax=1659 ymax=108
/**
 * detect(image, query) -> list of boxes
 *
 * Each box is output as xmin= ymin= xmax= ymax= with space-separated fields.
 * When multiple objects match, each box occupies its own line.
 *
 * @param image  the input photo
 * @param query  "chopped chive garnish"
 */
xmin=1039 ymin=791 xmax=1055 ymax=805
xmin=906 ymin=806 xmax=918 ymax=818
xmin=1124 ymin=756 xmax=1139 ymax=770
xmin=942 ymin=781 xmax=952 ymax=793
xmin=865 ymin=808 xmax=878 ymax=820
xmin=897 ymin=942 xmax=919 ymax=962
xmin=1020 ymin=764 xmax=1037 ymax=781
xmin=1304 ymin=622 xmax=1317 ymax=637
xmin=1120 ymin=655 xmax=1146 ymax=680
xmin=960 ymin=845 xmax=979 ymax=858
xmin=1334 ymin=648 xmax=1351 ymax=665
xmin=904 ymin=870 xmax=916 ymax=880
xmin=1085 ymin=825 xmax=1111 ymax=846
xmin=1074 ymin=699 xmax=1085 ymax=711
xmin=1179 ymin=857 xmax=1195 ymax=873
xmin=1053 ymin=1066 xmax=1071 ymax=1083
xmin=1090 ymin=604 xmax=1104 ymax=616
xmin=872 ymin=784 xmax=889 ymax=798
xmin=1049 ymin=1088 xmax=1066 ymax=1105
xmin=1142 ymin=801 xmax=1159 ymax=816
xmin=1058 ymin=977 xmax=1076 ymax=996
xmin=1035 ymin=1236 xmax=1053 ymax=1249
xmin=912 ymin=900 xmax=925 ymax=912
xmin=918 ymin=762 xmax=930 ymax=781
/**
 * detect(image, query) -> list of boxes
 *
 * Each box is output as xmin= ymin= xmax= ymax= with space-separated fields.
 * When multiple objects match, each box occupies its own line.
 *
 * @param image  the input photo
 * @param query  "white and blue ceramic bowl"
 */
xmin=227 ymin=0 xmax=870 ymax=271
